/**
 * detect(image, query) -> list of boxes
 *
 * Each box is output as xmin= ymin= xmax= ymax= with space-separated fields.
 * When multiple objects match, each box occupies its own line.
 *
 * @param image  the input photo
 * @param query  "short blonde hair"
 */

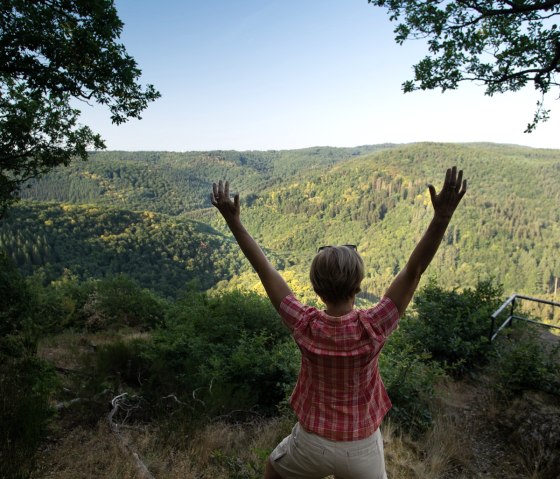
xmin=310 ymin=246 xmax=364 ymax=304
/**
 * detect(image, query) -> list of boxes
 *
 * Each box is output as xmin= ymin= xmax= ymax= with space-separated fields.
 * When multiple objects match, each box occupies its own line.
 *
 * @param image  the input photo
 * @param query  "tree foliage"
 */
xmin=0 ymin=202 xmax=249 ymax=297
xmin=4 ymin=143 xmax=560 ymax=299
xmin=369 ymin=0 xmax=560 ymax=131
xmin=0 ymin=0 xmax=160 ymax=214
xmin=0 ymin=253 xmax=56 ymax=479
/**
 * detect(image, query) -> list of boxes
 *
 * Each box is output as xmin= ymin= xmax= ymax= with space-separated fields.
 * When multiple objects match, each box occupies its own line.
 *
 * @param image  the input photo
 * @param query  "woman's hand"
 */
xmin=211 ymin=180 xmax=239 ymax=223
xmin=428 ymin=166 xmax=467 ymax=220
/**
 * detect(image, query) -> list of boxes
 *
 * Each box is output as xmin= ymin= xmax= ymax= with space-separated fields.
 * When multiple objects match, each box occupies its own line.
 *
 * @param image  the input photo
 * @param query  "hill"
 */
xmin=19 ymin=145 xmax=390 ymax=214
xmin=3 ymin=142 xmax=559 ymax=298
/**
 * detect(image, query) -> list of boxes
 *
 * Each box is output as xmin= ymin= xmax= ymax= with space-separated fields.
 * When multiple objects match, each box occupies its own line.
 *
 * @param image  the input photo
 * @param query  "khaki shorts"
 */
xmin=270 ymin=423 xmax=388 ymax=479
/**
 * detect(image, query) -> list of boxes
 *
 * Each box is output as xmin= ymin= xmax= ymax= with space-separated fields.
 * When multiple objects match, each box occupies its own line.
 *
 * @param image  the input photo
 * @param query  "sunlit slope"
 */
xmin=232 ymin=143 xmax=560 ymax=296
xmin=20 ymin=146 xmax=390 ymax=214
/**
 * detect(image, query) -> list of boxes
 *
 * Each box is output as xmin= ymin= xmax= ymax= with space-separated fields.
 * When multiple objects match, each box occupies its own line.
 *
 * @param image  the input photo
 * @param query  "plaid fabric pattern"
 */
xmin=279 ymin=294 xmax=400 ymax=441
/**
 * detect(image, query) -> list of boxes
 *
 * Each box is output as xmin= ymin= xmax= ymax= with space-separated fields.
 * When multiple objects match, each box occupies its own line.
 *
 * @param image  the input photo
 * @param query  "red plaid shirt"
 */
xmin=279 ymin=294 xmax=400 ymax=441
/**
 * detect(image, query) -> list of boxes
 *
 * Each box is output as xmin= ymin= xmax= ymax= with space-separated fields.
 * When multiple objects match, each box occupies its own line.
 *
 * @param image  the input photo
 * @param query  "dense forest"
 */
xmin=0 ymin=203 xmax=250 ymax=298
xmin=3 ymin=142 xmax=559 ymax=300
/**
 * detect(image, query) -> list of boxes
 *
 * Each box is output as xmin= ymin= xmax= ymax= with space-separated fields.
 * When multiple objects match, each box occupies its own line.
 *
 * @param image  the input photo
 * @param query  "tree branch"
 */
xmin=479 ymin=1 xmax=560 ymax=16
xmin=449 ymin=1 xmax=560 ymax=30
xmin=108 ymin=393 xmax=155 ymax=479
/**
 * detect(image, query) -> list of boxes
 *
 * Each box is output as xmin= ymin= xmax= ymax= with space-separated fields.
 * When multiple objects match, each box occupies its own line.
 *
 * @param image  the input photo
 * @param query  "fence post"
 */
xmin=489 ymin=315 xmax=495 ymax=342
xmin=509 ymin=297 xmax=516 ymax=328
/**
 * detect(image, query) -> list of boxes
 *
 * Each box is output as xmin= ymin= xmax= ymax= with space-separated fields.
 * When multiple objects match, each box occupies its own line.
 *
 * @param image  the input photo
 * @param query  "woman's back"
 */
xmin=279 ymin=294 xmax=399 ymax=441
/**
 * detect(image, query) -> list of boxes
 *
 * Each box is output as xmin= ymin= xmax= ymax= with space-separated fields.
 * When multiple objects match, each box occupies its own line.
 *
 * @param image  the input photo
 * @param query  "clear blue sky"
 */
xmin=78 ymin=0 xmax=560 ymax=151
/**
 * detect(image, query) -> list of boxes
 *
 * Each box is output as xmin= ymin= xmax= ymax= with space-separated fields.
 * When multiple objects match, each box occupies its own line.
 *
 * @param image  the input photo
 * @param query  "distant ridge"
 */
xmin=2 ymin=142 xmax=558 ymax=298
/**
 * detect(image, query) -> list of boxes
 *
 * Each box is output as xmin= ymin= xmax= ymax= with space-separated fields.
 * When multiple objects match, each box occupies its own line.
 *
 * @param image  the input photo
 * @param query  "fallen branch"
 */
xmin=161 ymin=394 xmax=186 ymax=405
xmin=108 ymin=393 xmax=155 ymax=479
xmin=55 ymin=397 xmax=86 ymax=411
xmin=55 ymin=389 xmax=113 ymax=411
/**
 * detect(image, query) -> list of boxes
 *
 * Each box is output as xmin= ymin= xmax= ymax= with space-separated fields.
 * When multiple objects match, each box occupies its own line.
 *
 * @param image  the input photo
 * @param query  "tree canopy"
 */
xmin=0 ymin=0 xmax=160 ymax=215
xmin=5 ymin=143 xmax=560 ymax=299
xmin=369 ymin=0 xmax=560 ymax=132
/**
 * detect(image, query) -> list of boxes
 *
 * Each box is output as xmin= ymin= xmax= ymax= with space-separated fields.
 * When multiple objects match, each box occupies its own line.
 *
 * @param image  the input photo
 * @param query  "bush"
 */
xmin=490 ymin=325 xmax=560 ymax=396
xmin=94 ymin=338 xmax=151 ymax=389
xmin=209 ymin=332 xmax=299 ymax=414
xmin=381 ymin=327 xmax=444 ymax=432
xmin=90 ymin=275 xmax=168 ymax=330
xmin=1 ymin=252 xmax=34 ymax=356
xmin=378 ymin=279 xmax=502 ymax=432
xmin=84 ymin=290 xmax=298 ymax=422
xmin=0 ymin=252 xmax=56 ymax=478
xmin=145 ymin=290 xmax=298 ymax=415
xmin=0 ymin=357 xmax=56 ymax=479
xmin=37 ymin=274 xmax=169 ymax=332
xmin=405 ymin=279 xmax=502 ymax=374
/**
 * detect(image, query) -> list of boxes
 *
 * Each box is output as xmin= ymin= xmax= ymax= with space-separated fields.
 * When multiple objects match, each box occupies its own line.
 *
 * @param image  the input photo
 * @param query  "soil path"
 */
xmin=438 ymin=378 xmax=527 ymax=479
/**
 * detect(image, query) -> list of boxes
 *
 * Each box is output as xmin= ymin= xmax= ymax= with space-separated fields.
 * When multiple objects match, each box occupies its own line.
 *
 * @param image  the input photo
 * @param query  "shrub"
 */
xmin=94 ymin=338 xmax=151 ymax=389
xmin=378 ymin=279 xmax=502 ymax=432
xmin=1 ymin=251 xmax=34 ymax=355
xmin=83 ymin=290 xmax=298 ymax=422
xmin=490 ymin=325 xmax=560 ymax=396
xmin=0 ymin=357 xmax=56 ymax=479
xmin=381 ymin=327 xmax=444 ymax=432
xmin=405 ymin=279 xmax=502 ymax=374
xmin=0 ymin=252 xmax=56 ymax=478
xmin=43 ymin=274 xmax=169 ymax=332
xmin=145 ymin=290 xmax=297 ymax=415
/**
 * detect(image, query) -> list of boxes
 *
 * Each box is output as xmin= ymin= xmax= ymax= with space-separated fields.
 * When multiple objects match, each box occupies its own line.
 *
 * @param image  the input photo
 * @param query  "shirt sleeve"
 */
xmin=366 ymin=296 xmax=400 ymax=339
xmin=279 ymin=293 xmax=309 ymax=332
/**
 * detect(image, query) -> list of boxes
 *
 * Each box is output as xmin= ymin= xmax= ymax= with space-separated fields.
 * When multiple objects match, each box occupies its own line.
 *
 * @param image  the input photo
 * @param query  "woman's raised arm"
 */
xmin=211 ymin=180 xmax=292 ymax=311
xmin=384 ymin=166 xmax=467 ymax=315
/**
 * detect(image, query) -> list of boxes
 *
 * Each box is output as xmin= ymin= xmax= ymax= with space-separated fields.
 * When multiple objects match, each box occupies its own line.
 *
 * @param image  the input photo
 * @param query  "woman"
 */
xmin=211 ymin=167 xmax=467 ymax=479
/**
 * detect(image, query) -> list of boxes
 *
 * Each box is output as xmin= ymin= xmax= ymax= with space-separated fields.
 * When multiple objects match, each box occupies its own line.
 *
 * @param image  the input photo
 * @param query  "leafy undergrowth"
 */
xmin=27 ymin=280 xmax=560 ymax=479
xmin=31 ymin=359 xmax=560 ymax=479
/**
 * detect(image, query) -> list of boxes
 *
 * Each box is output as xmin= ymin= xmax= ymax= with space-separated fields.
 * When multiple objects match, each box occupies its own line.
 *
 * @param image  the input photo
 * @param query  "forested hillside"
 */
xmin=19 ymin=146 xmax=388 ymax=214
xmin=0 ymin=203 xmax=252 ymax=298
xmin=4 ymin=142 xmax=559 ymax=299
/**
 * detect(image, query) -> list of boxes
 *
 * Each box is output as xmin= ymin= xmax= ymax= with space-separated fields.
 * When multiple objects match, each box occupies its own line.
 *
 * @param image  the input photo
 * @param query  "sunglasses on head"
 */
xmin=317 ymin=244 xmax=357 ymax=253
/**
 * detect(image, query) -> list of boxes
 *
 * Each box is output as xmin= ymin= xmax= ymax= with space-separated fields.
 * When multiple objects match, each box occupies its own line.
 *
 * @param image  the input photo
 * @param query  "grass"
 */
xmin=32 ymin=386 xmax=560 ymax=479
xmin=32 ymin=328 xmax=560 ymax=479
xmin=32 ymin=410 xmax=470 ymax=479
xmin=32 ymin=422 xmax=138 ymax=479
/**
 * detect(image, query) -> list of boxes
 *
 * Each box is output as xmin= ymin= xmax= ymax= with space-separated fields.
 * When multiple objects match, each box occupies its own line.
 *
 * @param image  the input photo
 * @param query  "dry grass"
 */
xmin=382 ymin=421 xmax=423 ymax=479
xmin=32 ymin=375 xmax=478 ymax=479
xmin=34 ymin=414 xmax=472 ymax=479
xmin=33 ymin=417 xmax=294 ymax=478
xmin=34 ymin=336 xmax=556 ymax=479
xmin=38 ymin=332 xmax=92 ymax=371
xmin=415 ymin=414 xmax=472 ymax=478
xmin=32 ymin=422 xmax=139 ymax=479
xmin=143 ymin=418 xmax=294 ymax=478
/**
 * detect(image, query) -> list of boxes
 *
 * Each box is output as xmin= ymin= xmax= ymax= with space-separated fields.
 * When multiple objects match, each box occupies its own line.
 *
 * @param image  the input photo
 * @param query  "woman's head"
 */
xmin=310 ymin=245 xmax=364 ymax=304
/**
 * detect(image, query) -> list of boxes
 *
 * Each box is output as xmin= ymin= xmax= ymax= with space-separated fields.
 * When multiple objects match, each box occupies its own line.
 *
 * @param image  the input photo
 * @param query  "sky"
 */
xmin=78 ymin=0 xmax=560 ymax=151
